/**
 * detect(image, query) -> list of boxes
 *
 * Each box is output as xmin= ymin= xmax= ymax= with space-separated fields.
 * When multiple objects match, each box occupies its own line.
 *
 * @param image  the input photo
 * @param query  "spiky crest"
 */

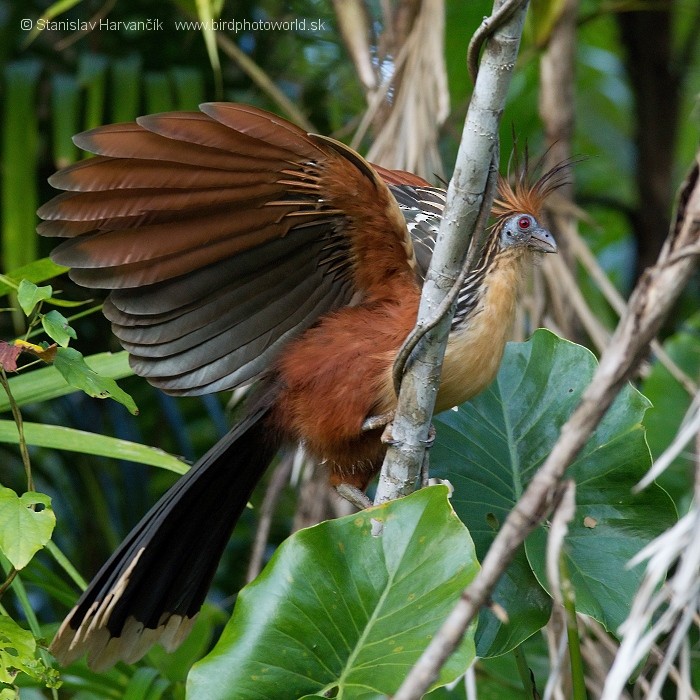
xmin=492 ymin=143 xmax=574 ymax=220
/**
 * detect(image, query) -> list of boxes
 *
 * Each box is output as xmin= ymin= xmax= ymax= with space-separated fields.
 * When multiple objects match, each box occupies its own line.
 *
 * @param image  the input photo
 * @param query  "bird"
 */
xmin=37 ymin=102 xmax=563 ymax=671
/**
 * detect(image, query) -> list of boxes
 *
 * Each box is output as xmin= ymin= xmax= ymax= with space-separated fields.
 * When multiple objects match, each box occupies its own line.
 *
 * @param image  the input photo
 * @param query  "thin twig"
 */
xmin=565 ymin=224 xmax=698 ymax=395
xmin=246 ymin=454 xmax=294 ymax=583
xmin=0 ymin=568 xmax=18 ymax=599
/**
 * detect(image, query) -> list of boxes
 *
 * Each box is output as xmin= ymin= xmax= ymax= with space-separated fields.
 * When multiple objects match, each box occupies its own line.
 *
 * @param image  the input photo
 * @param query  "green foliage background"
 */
xmin=0 ymin=0 xmax=699 ymax=698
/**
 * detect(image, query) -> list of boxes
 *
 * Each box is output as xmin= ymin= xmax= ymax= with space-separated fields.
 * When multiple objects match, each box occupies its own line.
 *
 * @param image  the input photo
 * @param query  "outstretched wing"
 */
xmin=38 ymin=104 xmax=419 ymax=395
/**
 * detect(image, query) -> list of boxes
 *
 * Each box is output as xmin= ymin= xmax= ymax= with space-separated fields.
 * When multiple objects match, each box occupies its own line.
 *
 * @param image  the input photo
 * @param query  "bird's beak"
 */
xmin=529 ymin=227 xmax=558 ymax=254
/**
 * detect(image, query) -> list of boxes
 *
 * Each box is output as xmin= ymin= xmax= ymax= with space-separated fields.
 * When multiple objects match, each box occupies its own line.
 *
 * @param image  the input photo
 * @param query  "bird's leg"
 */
xmin=335 ymin=483 xmax=373 ymax=510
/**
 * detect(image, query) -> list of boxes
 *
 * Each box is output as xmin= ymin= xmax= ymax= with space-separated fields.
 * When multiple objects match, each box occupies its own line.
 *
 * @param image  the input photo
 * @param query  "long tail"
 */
xmin=50 ymin=404 xmax=281 ymax=671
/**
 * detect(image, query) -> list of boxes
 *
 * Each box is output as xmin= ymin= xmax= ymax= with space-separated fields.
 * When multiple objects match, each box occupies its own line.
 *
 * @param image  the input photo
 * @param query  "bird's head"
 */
xmin=497 ymin=212 xmax=557 ymax=254
xmin=490 ymin=154 xmax=573 ymax=256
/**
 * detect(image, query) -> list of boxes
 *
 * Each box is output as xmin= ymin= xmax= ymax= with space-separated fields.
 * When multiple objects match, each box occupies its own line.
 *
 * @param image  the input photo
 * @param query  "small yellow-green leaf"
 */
xmin=53 ymin=347 xmax=138 ymax=414
xmin=0 ymin=487 xmax=55 ymax=570
xmin=41 ymin=309 xmax=76 ymax=347
xmin=17 ymin=280 xmax=52 ymax=316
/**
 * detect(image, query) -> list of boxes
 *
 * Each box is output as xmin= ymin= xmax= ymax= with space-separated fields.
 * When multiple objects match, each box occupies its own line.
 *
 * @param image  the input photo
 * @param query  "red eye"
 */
xmin=518 ymin=216 xmax=531 ymax=230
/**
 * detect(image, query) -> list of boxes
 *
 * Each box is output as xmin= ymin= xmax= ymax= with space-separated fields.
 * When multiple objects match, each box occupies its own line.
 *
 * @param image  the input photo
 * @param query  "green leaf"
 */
xmin=189 ymin=486 xmax=478 ymax=699
xmin=0 ymin=615 xmax=60 ymax=687
xmin=111 ymin=55 xmax=142 ymax=123
xmin=171 ymin=67 xmax=205 ymax=110
xmin=0 ymin=421 xmax=187 ymax=473
xmin=0 ymin=258 xmax=68 ymax=298
xmin=0 ymin=487 xmax=55 ymax=570
xmin=123 ymin=667 xmax=164 ymax=700
xmin=41 ymin=309 xmax=77 ymax=347
xmin=78 ymin=53 xmax=109 ymax=131
xmin=431 ymin=329 xmax=675 ymax=655
xmin=144 ymin=72 xmax=175 ymax=113
xmin=51 ymin=73 xmax=81 ymax=168
xmin=17 ymin=279 xmax=52 ymax=316
xmin=0 ymin=614 xmax=35 ymax=684
xmin=53 ymin=347 xmax=138 ymax=415
xmin=0 ymin=351 xmax=133 ymax=411
xmin=473 ymin=547 xmax=550 ymax=658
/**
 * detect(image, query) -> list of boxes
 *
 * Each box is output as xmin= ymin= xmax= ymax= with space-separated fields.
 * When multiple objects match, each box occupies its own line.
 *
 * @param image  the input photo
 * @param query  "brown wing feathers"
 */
xmin=39 ymin=104 xmax=418 ymax=395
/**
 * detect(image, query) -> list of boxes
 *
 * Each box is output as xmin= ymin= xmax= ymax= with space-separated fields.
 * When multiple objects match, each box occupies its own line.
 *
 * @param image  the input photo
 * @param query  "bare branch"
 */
xmin=374 ymin=0 xmax=530 ymax=508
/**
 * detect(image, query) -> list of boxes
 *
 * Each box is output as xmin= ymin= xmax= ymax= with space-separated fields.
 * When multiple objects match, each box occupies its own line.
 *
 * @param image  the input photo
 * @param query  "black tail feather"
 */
xmin=51 ymin=403 xmax=280 ymax=670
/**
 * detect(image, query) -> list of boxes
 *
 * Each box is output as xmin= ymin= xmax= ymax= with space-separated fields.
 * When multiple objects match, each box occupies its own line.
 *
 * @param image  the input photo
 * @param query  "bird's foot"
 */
xmin=361 ymin=410 xmax=398 ymax=446
xmin=421 ymin=423 xmax=437 ymax=448
xmin=335 ymin=483 xmax=373 ymax=510
xmin=362 ymin=412 xmax=436 ymax=449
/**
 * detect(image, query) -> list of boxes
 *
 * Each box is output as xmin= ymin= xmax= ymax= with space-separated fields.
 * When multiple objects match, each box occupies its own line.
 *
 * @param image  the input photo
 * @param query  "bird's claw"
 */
xmin=420 ymin=423 xmax=437 ymax=448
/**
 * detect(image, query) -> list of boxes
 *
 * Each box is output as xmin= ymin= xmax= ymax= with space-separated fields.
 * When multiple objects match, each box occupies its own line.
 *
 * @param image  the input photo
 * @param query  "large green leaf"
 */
xmin=431 ymin=329 xmax=675 ymax=656
xmin=188 ymin=486 xmax=478 ymax=699
xmin=2 ymin=61 xmax=41 ymax=275
xmin=473 ymin=547 xmax=550 ymax=658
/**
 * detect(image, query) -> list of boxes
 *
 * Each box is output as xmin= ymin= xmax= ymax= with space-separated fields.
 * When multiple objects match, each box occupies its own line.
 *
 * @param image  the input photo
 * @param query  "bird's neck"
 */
xmin=435 ymin=247 xmax=533 ymax=413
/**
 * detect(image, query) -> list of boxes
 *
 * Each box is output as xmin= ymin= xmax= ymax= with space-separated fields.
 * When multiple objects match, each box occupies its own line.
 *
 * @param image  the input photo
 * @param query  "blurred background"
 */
xmin=1 ymin=0 xmax=699 ymax=697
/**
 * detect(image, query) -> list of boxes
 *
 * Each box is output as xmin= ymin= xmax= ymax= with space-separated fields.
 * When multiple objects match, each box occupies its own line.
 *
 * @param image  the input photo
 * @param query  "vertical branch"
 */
xmin=374 ymin=0 xmax=530 ymax=506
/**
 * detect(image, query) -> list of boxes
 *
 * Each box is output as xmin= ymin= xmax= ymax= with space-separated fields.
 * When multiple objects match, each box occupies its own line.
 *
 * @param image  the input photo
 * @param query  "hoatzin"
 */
xmin=38 ymin=103 xmax=561 ymax=670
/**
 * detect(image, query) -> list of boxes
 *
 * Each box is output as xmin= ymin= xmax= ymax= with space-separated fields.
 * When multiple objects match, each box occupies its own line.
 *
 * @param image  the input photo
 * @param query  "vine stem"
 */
xmin=0 ymin=367 xmax=32 ymax=491
xmin=0 ymin=365 xmax=30 ymax=601
xmin=561 ymin=557 xmax=586 ymax=700
xmin=513 ymin=644 xmax=540 ymax=698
